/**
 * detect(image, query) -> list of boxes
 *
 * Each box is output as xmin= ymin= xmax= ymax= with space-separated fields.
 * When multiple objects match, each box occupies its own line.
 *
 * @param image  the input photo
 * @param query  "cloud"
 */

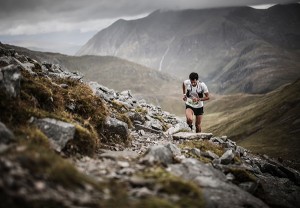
xmin=0 ymin=0 xmax=297 ymax=35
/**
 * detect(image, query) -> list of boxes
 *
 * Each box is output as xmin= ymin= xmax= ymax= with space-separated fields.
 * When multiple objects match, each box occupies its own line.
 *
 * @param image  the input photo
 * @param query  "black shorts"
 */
xmin=186 ymin=105 xmax=204 ymax=116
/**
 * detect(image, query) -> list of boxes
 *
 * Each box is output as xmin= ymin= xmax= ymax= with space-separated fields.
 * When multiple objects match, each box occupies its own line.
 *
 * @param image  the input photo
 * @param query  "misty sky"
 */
xmin=0 ymin=0 xmax=297 ymax=54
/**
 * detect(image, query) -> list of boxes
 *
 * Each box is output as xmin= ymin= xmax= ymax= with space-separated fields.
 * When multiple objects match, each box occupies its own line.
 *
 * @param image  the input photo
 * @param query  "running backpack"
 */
xmin=186 ymin=81 xmax=204 ymax=98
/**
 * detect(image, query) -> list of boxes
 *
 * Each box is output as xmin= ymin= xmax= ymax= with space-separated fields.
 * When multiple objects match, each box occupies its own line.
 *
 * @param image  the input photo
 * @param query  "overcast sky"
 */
xmin=0 ymin=0 xmax=297 ymax=54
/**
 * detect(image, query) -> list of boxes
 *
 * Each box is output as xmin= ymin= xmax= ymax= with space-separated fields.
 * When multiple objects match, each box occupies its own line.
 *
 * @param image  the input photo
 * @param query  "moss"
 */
xmin=111 ymin=100 xmax=129 ymax=112
xmin=63 ymin=125 xmax=99 ymax=157
xmin=0 ymin=69 xmax=108 ymax=156
xmin=136 ymin=167 xmax=205 ymax=208
xmin=9 ymin=141 xmax=96 ymax=189
xmin=179 ymin=140 xmax=224 ymax=157
xmin=133 ymin=197 xmax=175 ymax=208
xmin=116 ymin=113 xmax=133 ymax=129
xmin=135 ymin=106 xmax=148 ymax=115
xmin=15 ymin=126 xmax=50 ymax=148
xmin=224 ymin=168 xmax=257 ymax=185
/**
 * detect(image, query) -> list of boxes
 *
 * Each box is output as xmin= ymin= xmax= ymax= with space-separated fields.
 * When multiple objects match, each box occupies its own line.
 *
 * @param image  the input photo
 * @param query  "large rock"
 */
xmin=220 ymin=149 xmax=235 ymax=165
xmin=0 ymin=64 xmax=21 ymax=98
xmin=140 ymin=143 xmax=179 ymax=165
xmin=0 ymin=122 xmax=15 ymax=144
xmin=103 ymin=117 xmax=129 ymax=143
xmin=165 ymin=122 xmax=190 ymax=135
xmin=33 ymin=118 xmax=75 ymax=152
xmin=169 ymin=158 xmax=268 ymax=208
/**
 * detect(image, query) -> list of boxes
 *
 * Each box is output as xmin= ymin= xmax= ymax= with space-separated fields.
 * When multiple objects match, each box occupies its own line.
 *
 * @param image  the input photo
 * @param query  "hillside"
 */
xmin=77 ymin=4 xmax=300 ymax=94
xmin=2 ymin=42 xmax=300 ymax=208
xmin=2 ymin=44 xmax=183 ymax=115
xmin=203 ymin=79 xmax=300 ymax=169
xmin=1 ymin=41 xmax=300 ymax=208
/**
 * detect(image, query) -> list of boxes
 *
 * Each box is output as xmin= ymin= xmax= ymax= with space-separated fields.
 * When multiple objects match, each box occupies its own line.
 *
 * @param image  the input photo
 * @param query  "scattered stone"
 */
xmin=172 ymin=132 xmax=213 ymax=140
xmin=220 ymin=149 xmax=235 ymax=165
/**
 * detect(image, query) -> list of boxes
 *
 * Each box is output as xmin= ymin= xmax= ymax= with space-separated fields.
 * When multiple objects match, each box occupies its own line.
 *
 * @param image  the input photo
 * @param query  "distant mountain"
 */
xmin=4 ymin=44 xmax=183 ymax=114
xmin=77 ymin=4 xmax=300 ymax=94
xmin=203 ymin=79 xmax=300 ymax=170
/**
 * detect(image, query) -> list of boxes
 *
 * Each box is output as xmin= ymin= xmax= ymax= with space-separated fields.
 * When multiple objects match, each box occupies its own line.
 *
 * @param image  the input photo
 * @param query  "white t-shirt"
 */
xmin=184 ymin=79 xmax=209 ymax=108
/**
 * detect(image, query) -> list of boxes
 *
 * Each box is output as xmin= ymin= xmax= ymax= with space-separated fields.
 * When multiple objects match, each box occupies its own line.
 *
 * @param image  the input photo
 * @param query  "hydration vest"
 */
xmin=186 ymin=81 xmax=204 ymax=98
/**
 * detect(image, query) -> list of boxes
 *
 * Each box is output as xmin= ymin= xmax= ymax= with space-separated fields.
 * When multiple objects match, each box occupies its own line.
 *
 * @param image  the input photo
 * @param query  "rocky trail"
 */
xmin=0 ymin=43 xmax=300 ymax=208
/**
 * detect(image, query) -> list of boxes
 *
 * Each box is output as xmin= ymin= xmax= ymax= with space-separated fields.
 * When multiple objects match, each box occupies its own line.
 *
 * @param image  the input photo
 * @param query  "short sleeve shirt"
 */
xmin=184 ymin=79 xmax=209 ymax=108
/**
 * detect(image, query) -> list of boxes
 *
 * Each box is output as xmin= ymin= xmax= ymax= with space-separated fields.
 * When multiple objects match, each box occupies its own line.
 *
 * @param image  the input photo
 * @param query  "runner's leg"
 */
xmin=195 ymin=115 xmax=202 ymax=133
xmin=186 ymin=108 xmax=194 ymax=130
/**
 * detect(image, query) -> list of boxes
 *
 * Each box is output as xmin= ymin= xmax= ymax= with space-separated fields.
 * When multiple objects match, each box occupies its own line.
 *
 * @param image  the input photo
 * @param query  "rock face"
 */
xmin=77 ymin=4 xmax=300 ymax=94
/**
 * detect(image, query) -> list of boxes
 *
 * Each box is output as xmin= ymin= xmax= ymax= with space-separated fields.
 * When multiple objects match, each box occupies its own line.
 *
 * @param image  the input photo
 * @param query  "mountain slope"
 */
xmin=77 ymin=4 xmax=300 ymax=94
xmin=203 ymin=79 xmax=300 ymax=169
xmin=3 ymin=44 xmax=183 ymax=114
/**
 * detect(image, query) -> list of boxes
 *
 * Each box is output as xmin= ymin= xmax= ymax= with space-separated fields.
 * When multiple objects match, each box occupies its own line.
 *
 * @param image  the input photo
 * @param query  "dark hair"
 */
xmin=189 ymin=72 xmax=198 ymax=80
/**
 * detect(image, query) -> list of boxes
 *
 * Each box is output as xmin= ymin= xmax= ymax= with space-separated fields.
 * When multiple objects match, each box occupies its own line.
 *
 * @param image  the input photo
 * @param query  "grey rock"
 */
xmin=172 ymin=132 xmax=213 ymax=140
xmin=211 ymin=136 xmax=225 ymax=144
xmin=165 ymin=143 xmax=181 ymax=156
xmin=103 ymin=117 xmax=129 ymax=143
xmin=135 ymin=124 xmax=163 ymax=134
xmin=0 ymin=122 xmax=15 ymax=144
xmin=220 ymin=149 xmax=235 ymax=165
xmin=99 ymin=150 xmax=138 ymax=160
xmin=257 ymin=174 xmax=300 ymax=208
xmin=33 ymin=118 xmax=75 ymax=152
xmin=0 ymin=64 xmax=21 ymax=97
xmin=190 ymin=148 xmax=201 ymax=157
xmin=169 ymin=158 xmax=268 ymax=208
xmin=140 ymin=145 xmax=173 ymax=165
xmin=202 ymin=150 xmax=219 ymax=160
xmin=238 ymin=181 xmax=259 ymax=194
xmin=150 ymin=120 xmax=163 ymax=131
xmin=126 ymin=111 xmax=145 ymax=124
xmin=236 ymin=145 xmax=246 ymax=157
xmin=165 ymin=122 xmax=190 ymax=135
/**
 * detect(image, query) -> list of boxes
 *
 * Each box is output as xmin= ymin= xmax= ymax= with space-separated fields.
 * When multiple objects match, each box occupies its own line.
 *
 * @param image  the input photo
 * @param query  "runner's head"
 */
xmin=189 ymin=72 xmax=198 ymax=87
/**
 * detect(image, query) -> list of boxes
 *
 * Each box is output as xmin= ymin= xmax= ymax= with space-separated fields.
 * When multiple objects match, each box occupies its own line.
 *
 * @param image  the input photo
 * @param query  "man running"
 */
xmin=182 ymin=72 xmax=209 ymax=133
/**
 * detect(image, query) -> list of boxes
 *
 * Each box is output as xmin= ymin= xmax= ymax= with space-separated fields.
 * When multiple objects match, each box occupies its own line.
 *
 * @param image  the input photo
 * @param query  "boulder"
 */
xmin=103 ymin=117 xmax=129 ymax=143
xmin=140 ymin=144 xmax=175 ymax=165
xmin=169 ymin=158 xmax=268 ymax=208
xmin=0 ymin=64 xmax=21 ymax=98
xmin=220 ymin=149 xmax=235 ymax=165
xmin=0 ymin=122 xmax=15 ymax=144
xmin=33 ymin=118 xmax=75 ymax=152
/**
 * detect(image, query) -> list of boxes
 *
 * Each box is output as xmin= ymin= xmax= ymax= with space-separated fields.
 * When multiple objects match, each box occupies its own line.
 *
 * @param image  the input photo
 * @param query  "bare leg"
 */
xmin=186 ymin=108 xmax=194 ymax=129
xmin=195 ymin=115 xmax=202 ymax=133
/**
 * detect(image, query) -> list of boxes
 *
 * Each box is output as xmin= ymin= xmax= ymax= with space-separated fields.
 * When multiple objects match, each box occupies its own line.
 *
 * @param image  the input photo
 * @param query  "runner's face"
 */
xmin=190 ymin=79 xmax=197 ymax=87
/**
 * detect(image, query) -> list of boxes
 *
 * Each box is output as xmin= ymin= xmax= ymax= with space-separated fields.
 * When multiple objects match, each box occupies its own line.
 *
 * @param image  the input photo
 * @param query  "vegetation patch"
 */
xmin=136 ymin=167 xmax=205 ymax=208
xmin=179 ymin=140 xmax=225 ymax=157
xmin=224 ymin=168 xmax=257 ymax=185
xmin=0 ymin=69 xmax=110 ymax=156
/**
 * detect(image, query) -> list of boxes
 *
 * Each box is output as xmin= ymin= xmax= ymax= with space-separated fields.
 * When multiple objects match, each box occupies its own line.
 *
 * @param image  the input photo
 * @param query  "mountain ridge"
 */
xmin=77 ymin=4 xmax=300 ymax=94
